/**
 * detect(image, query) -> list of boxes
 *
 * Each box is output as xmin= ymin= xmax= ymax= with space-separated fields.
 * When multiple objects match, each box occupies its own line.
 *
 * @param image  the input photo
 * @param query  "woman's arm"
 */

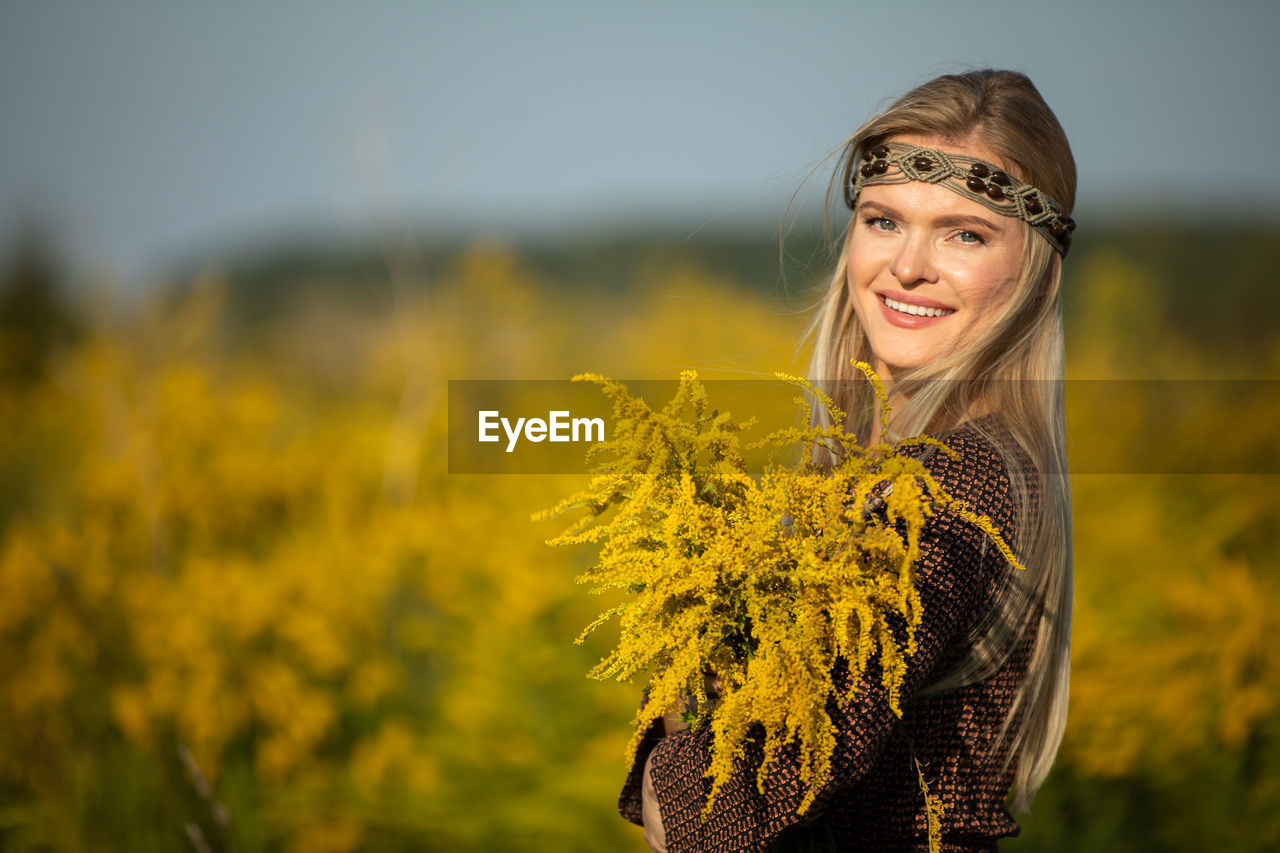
xmin=642 ymin=749 xmax=668 ymax=852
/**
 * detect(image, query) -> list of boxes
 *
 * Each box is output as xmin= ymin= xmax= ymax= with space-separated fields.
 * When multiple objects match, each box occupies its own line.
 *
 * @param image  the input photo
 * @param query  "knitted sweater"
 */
xmin=618 ymin=421 xmax=1041 ymax=852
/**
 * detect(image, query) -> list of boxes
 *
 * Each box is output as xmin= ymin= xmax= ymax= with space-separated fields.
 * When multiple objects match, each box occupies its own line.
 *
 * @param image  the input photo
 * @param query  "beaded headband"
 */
xmin=846 ymin=141 xmax=1076 ymax=256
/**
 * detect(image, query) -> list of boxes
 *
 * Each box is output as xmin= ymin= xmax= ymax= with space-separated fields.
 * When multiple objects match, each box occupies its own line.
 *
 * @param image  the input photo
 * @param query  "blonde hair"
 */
xmin=804 ymin=69 xmax=1074 ymax=812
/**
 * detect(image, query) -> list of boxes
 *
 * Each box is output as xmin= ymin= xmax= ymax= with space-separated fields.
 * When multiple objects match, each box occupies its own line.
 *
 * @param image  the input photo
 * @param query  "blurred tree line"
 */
xmin=0 ymin=227 xmax=81 ymax=386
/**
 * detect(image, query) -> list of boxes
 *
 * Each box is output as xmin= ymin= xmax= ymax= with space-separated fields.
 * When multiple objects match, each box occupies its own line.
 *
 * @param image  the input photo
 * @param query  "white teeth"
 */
xmin=881 ymin=295 xmax=954 ymax=318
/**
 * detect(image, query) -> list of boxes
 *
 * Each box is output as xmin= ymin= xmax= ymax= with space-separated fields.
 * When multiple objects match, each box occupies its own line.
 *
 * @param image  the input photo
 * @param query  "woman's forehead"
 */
xmin=885 ymin=132 xmax=1017 ymax=179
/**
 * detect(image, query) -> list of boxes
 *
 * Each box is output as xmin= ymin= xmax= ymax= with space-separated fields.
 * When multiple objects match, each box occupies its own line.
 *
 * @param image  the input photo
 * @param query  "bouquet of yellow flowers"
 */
xmin=534 ymin=364 xmax=1021 ymax=820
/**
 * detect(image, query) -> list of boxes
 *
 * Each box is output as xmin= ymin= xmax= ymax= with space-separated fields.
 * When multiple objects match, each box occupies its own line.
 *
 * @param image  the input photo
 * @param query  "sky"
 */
xmin=2 ymin=0 xmax=1278 ymax=284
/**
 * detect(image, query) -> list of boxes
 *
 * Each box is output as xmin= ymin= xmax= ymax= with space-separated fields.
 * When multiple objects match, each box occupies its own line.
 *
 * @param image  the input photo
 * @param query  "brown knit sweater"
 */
xmin=618 ymin=421 xmax=1040 ymax=852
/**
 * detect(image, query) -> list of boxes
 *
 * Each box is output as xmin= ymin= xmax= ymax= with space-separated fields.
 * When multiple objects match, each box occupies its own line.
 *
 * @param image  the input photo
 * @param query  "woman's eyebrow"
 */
xmin=934 ymin=213 xmax=1003 ymax=232
xmin=856 ymin=200 xmax=900 ymax=219
xmin=857 ymin=200 xmax=1001 ymax=232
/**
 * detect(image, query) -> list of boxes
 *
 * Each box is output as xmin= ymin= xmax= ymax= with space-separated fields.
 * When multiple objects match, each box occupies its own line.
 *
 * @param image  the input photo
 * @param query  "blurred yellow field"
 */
xmin=0 ymin=237 xmax=1277 ymax=851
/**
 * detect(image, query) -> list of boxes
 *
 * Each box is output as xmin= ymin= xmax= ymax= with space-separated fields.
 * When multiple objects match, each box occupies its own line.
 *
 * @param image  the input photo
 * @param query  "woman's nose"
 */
xmin=889 ymin=234 xmax=938 ymax=285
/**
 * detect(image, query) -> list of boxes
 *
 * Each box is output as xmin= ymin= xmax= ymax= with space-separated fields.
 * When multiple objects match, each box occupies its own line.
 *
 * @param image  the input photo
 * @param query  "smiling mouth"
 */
xmin=880 ymin=295 xmax=955 ymax=318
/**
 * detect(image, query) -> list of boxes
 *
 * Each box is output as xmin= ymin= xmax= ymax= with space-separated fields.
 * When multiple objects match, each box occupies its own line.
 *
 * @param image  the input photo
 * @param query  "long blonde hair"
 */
xmin=805 ymin=69 xmax=1074 ymax=812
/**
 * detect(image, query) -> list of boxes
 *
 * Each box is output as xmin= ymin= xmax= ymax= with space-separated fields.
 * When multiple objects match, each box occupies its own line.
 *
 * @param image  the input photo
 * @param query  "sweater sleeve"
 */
xmin=618 ymin=427 xmax=1022 ymax=852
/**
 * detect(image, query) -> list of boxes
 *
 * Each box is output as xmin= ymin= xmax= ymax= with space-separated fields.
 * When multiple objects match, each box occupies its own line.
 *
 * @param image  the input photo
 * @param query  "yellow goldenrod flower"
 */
xmin=536 ymin=366 xmax=1022 ymax=830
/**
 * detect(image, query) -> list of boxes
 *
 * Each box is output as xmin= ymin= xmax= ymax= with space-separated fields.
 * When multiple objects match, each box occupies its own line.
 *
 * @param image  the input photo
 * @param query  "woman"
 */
xmin=619 ymin=69 xmax=1075 ymax=852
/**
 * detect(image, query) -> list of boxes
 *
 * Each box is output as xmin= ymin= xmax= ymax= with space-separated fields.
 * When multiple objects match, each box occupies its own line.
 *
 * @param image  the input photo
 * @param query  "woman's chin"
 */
xmin=865 ymin=352 xmax=933 ymax=381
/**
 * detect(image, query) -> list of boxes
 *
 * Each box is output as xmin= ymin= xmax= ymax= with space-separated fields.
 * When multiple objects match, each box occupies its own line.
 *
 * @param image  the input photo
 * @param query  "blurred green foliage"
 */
xmin=0 ymin=222 xmax=1276 ymax=851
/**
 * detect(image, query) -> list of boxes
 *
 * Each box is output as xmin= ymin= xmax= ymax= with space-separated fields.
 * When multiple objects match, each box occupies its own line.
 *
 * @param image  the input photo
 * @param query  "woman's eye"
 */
xmin=956 ymin=230 xmax=985 ymax=244
xmin=864 ymin=216 xmax=896 ymax=231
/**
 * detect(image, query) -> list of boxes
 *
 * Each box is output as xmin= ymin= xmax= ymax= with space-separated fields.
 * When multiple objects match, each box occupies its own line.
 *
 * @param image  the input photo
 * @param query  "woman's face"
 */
xmin=846 ymin=134 xmax=1026 ymax=381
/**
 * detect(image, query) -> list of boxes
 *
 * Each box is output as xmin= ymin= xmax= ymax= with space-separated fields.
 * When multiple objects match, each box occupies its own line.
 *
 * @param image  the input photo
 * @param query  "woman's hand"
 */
xmin=661 ymin=707 xmax=689 ymax=736
xmin=661 ymin=670 xmax=723 ymax=735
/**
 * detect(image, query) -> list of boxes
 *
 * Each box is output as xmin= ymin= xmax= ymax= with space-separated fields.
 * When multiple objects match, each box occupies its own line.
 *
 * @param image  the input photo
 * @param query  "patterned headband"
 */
xmin=846 ymin=142 xmax=1076 ymax=256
